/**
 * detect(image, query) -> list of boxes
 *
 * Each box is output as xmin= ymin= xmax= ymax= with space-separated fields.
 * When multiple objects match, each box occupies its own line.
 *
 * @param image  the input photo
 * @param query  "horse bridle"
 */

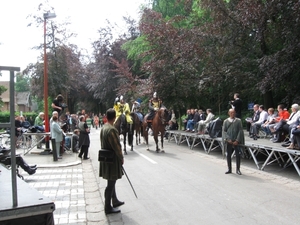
xmin=158 ymin=109 xmax=168 ymax=125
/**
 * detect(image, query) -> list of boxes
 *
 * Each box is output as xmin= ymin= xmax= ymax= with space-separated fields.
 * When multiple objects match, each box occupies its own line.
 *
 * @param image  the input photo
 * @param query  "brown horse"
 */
xmin=114 ymin=114 xmax=134 ymax=154
xmin=142 ymin=107 xmax=169 ymax=152
xmin=132 ymin=112 xmax=143 ymax=146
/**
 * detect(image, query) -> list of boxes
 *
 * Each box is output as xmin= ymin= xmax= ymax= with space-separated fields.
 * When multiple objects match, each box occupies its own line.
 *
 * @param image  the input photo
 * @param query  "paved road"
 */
xmin=89 ymin=128 xmax=300 ymax=225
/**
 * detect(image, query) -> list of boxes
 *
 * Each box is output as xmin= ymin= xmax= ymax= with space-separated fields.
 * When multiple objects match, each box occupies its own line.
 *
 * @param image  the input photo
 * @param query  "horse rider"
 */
xmin=114 ymin=95 xmax=133 ymax=133
xmin=133 ymin=98 xmax=143 ymax=122
xmin=147 ymin=92 xmax=162 ymax=128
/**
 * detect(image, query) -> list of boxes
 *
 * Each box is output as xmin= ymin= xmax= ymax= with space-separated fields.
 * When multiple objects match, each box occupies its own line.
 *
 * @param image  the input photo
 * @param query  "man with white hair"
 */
xmin=280 ymin=103 xmax=300 ymax=146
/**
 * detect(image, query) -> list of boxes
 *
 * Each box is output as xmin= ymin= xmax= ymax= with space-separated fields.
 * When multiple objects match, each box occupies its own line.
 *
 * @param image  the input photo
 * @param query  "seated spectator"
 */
xmin=250 ymin=105 xmax=268 ymax=139
xmin=72 ymin=129 xmax=80 ymax=153
xmin=0 ymin=149 xmax=37 ymax=175
xmin=34 ymin=112 xmax=45 ymax=149
xmin=261 ymin=108 xmax=276 ymax=137
xmin=197 ymin=109 xmax=214 ymax=134
xmin=269 ymin=104 xmax=290 ymax=142
xmin=186 ymin=109 xmax=197 ymax=132
xmin=165 ymin=112 xmax=178 ymax=139
xmin=245 ymin=104 xmax=260 ymax=136
xmin=279 ymin=104 xmax=300 ymax=148
xmin=182 ymin=109 xmax=191 ymax=131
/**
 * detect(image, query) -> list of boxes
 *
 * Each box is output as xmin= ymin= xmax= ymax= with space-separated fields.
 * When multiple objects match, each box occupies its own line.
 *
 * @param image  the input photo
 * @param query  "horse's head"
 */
xmin=157 ymin=107 xmax=170 ymax=124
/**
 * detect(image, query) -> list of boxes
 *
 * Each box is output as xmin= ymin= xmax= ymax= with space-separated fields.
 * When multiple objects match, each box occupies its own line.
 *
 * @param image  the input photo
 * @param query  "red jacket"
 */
xmin=275 ymin=110 xmax=290 ymax=122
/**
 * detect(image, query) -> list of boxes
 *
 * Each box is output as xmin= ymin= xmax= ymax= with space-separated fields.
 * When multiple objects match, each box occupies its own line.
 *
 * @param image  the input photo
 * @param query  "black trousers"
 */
xmin=105 ymin=180 xmax=117 ymax=209
xmin=226 ymin=143 xmax=241 ymax=171
xmin=79 ymin=145 xmax=89 ymax=159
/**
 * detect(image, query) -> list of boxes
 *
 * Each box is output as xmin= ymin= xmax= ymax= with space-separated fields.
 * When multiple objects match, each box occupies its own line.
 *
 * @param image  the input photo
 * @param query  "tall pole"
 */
xmin=43 ymin=17 xmax=50 ymax=150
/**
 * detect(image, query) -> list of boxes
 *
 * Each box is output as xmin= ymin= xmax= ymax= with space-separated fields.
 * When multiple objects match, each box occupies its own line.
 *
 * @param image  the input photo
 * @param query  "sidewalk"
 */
xmin=18 ymin=144 xmax=109 ymax=225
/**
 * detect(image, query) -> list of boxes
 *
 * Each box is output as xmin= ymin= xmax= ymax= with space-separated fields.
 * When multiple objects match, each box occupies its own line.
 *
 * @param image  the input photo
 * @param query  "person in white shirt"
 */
xmin=250 ymin=105 xmax=268 ymax=140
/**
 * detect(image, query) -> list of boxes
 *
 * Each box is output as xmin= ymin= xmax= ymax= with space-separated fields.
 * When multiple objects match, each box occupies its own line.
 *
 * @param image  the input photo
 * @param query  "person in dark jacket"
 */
xmin=78 ymin=116 xmax=90 ymax=160
xmin=100 ymin=108 xmax=124 ymax=215
xmin=222 ymin=109 xmax=245 ymax=175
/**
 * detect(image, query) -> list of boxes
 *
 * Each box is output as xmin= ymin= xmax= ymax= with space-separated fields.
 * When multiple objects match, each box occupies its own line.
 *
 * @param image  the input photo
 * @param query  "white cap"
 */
xmin=120 ymin=95 xmax=123 ymax=100
xmin=153 ymin=92 xmax=157 ymax=98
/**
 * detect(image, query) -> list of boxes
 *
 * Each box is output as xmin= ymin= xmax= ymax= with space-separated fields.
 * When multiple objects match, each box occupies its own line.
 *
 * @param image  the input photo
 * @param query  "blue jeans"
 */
xmin=187 ymin=120 xmax=195 ymax=130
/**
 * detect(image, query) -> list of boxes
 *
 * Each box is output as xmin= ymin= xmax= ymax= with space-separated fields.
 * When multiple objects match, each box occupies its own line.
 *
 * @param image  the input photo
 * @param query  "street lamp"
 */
xmin=43 ymin=12 xmax=56 ymax=151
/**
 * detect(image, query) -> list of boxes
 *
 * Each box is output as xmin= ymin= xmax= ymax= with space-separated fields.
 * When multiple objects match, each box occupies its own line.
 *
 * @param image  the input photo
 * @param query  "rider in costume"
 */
xmin=133 ymin=98 xmax=143 ymax=122
xmin=114 ymin=95 xmax=133 ymax=132
xmin=147 ymin=92 xmax=162 ymax=121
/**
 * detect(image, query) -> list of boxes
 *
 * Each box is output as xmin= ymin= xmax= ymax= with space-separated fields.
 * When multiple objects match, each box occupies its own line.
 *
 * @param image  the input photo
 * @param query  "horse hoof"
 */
xmin=161 ymin=150 xmax=165 ymax=153
xmin=124 ymin=151 xmax=127 ymax=155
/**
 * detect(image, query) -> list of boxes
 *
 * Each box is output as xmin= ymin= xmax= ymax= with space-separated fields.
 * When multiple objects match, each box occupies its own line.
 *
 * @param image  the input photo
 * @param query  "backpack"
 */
xmin=207 ymin=117 xmax=222 ymax=138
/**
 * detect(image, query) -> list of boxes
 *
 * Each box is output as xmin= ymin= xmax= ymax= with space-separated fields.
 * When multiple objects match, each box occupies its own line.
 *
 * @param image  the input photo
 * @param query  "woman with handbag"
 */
xmin=100 ymin=108 xmax=124 ymax=215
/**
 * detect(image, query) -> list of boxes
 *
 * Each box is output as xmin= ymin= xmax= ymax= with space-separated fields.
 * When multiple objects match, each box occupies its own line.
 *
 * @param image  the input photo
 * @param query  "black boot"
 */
xmin=112 ymin=188 xmax=124 ymax=208
xmin=105 ymin=188 xmax=120 ymax=215
xmin=225 ymin=150 xmax=232 ymax=174
xmin=18 ymin=157 xmax=37 ymax=175
xmin=25 ymin=167 xmax=37 ymax=175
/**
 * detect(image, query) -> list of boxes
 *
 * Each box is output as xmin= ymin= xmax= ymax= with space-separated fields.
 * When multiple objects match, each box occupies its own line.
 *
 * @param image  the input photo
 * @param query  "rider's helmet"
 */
xmin=120 ymin=95 xmax=124 ymax=103
xmin=153 ymin=92 xmax=157 ymax=98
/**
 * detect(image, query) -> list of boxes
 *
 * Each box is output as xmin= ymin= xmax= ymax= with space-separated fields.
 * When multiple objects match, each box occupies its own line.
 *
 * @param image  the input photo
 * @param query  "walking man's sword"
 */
xmin=122 ymin=166 xmax=138 ymax=198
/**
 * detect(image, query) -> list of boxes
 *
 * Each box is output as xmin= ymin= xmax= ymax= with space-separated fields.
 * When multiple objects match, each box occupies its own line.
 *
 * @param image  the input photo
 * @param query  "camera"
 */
xmin=60 ymin=103 xmax=68 ymax=108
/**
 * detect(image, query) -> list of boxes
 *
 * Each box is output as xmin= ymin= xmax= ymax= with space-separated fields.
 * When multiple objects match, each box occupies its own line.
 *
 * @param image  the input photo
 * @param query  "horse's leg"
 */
xmin=135 ymin=128 xmax=138 ymax=146
xmin=153 ymin=131 xmax=160 ymax=152
xmin=160 ymin=130 xmax=165 ymax=153
xmin=143 ymin=124 xmax=149 ymax=150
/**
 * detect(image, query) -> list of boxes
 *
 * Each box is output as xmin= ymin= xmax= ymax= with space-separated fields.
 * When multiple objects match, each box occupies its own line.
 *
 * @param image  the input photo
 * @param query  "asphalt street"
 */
xmin=89 ymin=128 xmax=300 ymax=225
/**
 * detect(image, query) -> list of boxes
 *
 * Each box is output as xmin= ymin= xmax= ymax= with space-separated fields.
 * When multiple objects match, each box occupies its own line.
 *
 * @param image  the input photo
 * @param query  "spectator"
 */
xmin=85 ymin=114 xmax=92 ymax=129
xmin=72 ymin=129 xmax=80 ymax=153
xmin=245 ymin=104 xmax=260 ymax=136
xmin=186 ymin=109 xmax=201 ymax=132
xmin=165 ymin=110 xmax=178 ymax=139
xmin=261 ymin=108 xmax=276 ymax=137
xmin=269 ymin=104 xmax=290 ymax=142
xmin=182 ymin=109 xmax=191 ymax=131
xmin=197 ymin=109 xmax=215 ymax=134
xmin=250 ymin=105 xmax=268 ymax=140
xmin=78 ymin=115 xmax=90 ymax=160
xmin=281 ymin=104 xmax=300 ymax=147
xmin=94 ymin=114 xmax=100 ymax=129
xmin=51 ymin=115 xmax=64 ymax=159
xmin=34 ymin=112 xmax=45 ymax=149
xmin=1 ymin=153 xmax=37 ymax=175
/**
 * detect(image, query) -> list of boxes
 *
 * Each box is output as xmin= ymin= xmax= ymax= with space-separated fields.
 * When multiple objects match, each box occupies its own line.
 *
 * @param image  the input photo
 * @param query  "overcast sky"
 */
xmin=0 ymin=0 xmax=148 ymax=80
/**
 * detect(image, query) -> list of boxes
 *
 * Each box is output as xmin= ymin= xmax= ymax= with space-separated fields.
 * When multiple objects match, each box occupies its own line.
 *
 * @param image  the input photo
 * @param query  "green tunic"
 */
xmin=222 ymin=118 xmax=245 ymax=145
xmin=99 ymin=123 xmax=124 ymax=180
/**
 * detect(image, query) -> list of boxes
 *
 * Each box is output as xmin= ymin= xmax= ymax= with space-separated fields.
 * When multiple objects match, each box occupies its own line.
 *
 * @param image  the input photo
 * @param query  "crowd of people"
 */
xmin=246 ymin=103 xmax=300 ymax=149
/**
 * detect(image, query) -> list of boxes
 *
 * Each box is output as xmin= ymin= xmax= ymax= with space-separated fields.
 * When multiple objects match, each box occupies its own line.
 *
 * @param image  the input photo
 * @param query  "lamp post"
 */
xmin=43 ymin=12 xmax=56 ymax=151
